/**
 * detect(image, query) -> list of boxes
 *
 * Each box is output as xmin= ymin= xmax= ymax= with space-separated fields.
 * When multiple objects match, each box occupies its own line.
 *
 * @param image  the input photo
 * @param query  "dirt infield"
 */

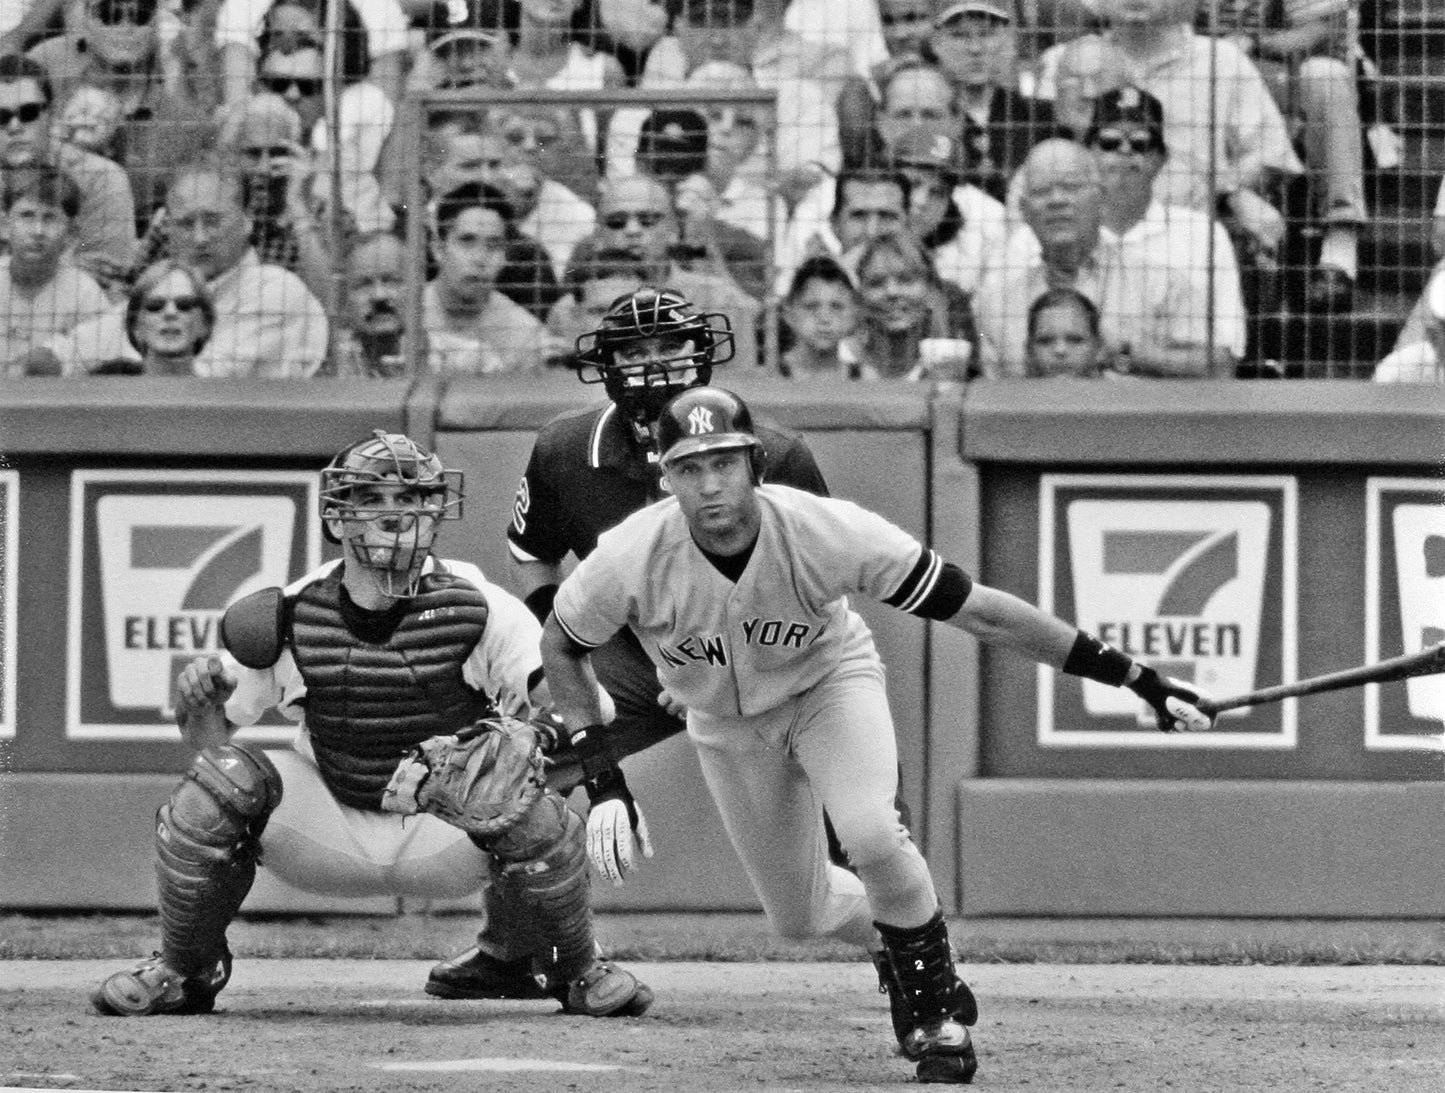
xmin=3 ymin=960 xmax=1441 ymax=1093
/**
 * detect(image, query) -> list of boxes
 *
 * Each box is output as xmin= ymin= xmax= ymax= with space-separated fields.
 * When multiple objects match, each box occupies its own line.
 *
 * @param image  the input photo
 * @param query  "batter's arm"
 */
xmin=540 ymin=614 xmax=610 ymax=733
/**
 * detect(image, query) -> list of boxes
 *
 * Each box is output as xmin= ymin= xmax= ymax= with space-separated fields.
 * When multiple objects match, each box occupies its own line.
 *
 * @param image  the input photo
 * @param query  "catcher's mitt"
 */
xmin=381 ymin=716 xmax=548 ymax=839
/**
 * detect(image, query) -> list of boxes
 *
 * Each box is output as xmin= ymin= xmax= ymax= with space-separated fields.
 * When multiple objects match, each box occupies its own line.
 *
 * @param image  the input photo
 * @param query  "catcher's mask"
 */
xmin=319 ymin=430 xmax=463 ymax=598
xmin=656 ymin=385 xmax=765 ymax=483
xmin=573 ymin=286 xmax=735 ymax=441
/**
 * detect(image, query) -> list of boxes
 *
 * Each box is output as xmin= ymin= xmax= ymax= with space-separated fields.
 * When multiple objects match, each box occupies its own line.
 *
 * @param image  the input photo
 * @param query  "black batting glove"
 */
xmin=1126 ymin=666 xmax=1216 ymax=733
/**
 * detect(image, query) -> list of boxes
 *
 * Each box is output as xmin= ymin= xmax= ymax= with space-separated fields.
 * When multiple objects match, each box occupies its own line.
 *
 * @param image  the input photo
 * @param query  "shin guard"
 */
xmin=494 ymin=803 xmax=596 ymax=983
xmin=155 ymin=745 xmax=282 ymax=975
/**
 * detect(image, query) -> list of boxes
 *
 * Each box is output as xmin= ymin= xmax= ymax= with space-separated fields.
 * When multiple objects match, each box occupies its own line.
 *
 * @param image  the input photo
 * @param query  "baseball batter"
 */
xmin=90 ymin=431 xmax=649 ymax=1020
xmin=539 ymin=387 xmax=1216 ymax=1084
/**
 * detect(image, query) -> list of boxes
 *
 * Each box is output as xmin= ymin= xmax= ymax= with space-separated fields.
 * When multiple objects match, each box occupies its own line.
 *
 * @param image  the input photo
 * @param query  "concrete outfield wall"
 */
xmin=956 ymin=780 xmax=1445 ymax=917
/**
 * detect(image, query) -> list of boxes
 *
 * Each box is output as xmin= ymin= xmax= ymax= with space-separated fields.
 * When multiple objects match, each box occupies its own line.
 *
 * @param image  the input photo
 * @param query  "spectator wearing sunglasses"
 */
xmin=215 ymin=0 xmax=411 ymax=111
xmin=93 ymin=258 xmax=216 ymax=373
xmin=1 ymin=163 xmax=111 ymax=374
xmin=0 ymin=54 xmax=138 ymax=273
xmin=251 ymin=9 xmax=395 ymax=233
xmin=1083 ymin=85 xmax=1244 ymax=375
xmin=25 ymin=0 xmax=216 ymax=231
xmin=42 ymin=159 xmax=328 ymax=376
xmin=571 ymin=172 xmax=760 ymax=368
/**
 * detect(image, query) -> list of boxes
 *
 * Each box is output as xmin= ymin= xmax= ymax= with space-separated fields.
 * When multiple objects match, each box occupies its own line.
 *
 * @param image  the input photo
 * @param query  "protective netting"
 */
xmin=0 ymin=0 xmax=1438 ymax=382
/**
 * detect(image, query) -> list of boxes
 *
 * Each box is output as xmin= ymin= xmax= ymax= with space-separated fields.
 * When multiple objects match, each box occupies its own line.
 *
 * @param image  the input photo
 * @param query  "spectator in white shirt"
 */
xmin=2 ymin=163 xmax=111 ymax=373
xmin=42 ymin=160 xmax=329 ymax=376
xmin=1084 ymin=84 xmax=1244 ymax=373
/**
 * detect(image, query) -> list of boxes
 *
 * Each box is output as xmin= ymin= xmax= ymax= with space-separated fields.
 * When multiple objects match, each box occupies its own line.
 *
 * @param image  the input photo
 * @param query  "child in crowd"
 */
xmin=0 ymin=164 xmax=111 ymax=375
xmin=780 ymin=254 xmax=868 ymax=379
xmin=1024 ymin=286 xmax=1106 ymax=378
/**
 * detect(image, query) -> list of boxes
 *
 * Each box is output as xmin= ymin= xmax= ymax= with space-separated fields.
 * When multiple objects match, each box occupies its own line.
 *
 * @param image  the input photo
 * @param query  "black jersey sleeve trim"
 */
xmin=884 ymin=550 xmax=973 ymax=619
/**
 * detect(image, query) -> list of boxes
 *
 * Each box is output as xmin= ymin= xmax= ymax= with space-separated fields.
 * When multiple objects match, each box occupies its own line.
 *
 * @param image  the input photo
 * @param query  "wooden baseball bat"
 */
xmin=1195 ymin=641 xmax=1445 ymax=715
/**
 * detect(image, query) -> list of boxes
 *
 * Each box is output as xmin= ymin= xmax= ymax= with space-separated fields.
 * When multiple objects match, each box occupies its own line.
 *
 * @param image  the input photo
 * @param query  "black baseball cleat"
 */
xmin=91 ymin=951 xmax=231 ymax=1016
xmin=910 ymin=1023 xmax=979 ymax=1085
xmin=425 ymin=946 xmax=553 ymax=1000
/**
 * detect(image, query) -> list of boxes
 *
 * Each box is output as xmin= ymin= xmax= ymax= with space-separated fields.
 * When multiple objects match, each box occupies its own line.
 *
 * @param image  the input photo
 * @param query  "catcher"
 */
xmin=91 ymin=430 xmax=651 ymax=1019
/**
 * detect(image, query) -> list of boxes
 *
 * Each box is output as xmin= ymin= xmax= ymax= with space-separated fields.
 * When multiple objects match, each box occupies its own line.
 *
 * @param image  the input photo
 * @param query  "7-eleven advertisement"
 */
xmin=1 ymin=471 xmax=17 ymax=739
xmin=1365 ymin=478 xmax=1445 ymax=751
xmin=1039 ymin=475 xmax=1297 ymax=748
xmin=67 ymin=470 xmax=318 ymax=739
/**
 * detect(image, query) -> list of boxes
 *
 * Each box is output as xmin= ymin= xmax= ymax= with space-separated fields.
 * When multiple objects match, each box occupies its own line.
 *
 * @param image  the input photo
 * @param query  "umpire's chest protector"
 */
xmin=289 ymin=570 xmax=495 ymax=810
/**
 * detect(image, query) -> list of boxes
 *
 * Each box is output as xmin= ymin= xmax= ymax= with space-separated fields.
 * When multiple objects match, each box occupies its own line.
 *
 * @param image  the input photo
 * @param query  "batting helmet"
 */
xmin=574 ymin=286 xmax=736 ymax=434
xmin=655 ymin=386 xmax=765 ymax=482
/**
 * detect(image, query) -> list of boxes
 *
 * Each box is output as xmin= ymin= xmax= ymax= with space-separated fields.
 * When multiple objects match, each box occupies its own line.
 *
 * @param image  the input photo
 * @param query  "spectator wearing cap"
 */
xmin=26 ymin=0 xmax=216 ymax=231
xmin=0 ymin=53 xmax=138 ymax=274
xmin=1036 ymin=0 xmax=1301 ymax=276
xmin=1374 ymin=270 xmax=1445 ymax=384
xmin=889 ymin=123 xmax=1006 ymax=301
xmin=616 ymin=0 xmax=853 ymax=211
xmin=43 ymin=159 xmax=327 ymax=376
xmin=426 ymin=180 xmax=551 ymax=374
xmin=978 ymin=136 xmax=1235 ymax=378
xmin=927 ymin=1 xmax=1057 ymax=205
xmin=215 ymin=0 xmax=410 ymax=111
xmin=1084 ymin=83 xmax=1244 ymax=372
xmin=636 ymin=97 xmax=771 ymax=303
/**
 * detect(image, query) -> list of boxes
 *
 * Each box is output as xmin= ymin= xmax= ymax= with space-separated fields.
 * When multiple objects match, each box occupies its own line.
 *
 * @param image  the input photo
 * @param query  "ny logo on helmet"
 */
xmin=687 ymin=406 xmax=714 ymax=435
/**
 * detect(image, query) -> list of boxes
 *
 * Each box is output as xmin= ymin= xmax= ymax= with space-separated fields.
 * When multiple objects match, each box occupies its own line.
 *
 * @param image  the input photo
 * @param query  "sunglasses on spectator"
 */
xmin=243 ymin=145 xmax=293 ymax=159
xmin=602 ymin=211 xmax=666 ymax=230
xmin=142 ymin=295 xmax=204 ymax=314
xmin=0 ymin=102 xmax=47 ymax=127
xmin=262 ymin=76 xmax=323 ymax=97
xmin=89 ymin=0 xmax=156 ymax=25
xmin=1093 ymin=131 xmax=1156 ymax=155
xmin=504 ymin=126 xmax=558 ymax=148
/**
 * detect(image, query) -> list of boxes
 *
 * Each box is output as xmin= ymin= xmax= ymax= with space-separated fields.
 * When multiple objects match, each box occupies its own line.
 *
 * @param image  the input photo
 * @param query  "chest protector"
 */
xmin=289 ymin=567 xmax=496 ymax=811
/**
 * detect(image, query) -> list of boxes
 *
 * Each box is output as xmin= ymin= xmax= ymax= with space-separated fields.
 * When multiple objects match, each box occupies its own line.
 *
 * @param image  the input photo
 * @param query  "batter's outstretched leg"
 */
xmin=490 ymin=795 xmax=652 ymax=1018
xmin=92 ymin=745 xmax=282 ymax=1016
xmin=875 ymin=911 xmax=979 ymax=1084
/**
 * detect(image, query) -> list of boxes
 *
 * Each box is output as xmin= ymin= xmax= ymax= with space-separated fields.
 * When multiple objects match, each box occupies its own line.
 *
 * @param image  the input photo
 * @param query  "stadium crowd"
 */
xmin=0 ymin=0 xmax=1440 ymax=382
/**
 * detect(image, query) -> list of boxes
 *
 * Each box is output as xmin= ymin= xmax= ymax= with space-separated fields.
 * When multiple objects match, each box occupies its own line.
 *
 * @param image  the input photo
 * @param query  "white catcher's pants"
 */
xmin=255 ymin=739 xmax=490 ymax=900
xmin=687 ymin=650 xmax=940 ymax=950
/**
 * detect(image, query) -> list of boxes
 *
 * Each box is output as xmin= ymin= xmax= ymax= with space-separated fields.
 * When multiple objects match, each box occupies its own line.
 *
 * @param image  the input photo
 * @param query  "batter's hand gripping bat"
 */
xmin=1195 ymin=641 xmax=1445 ymax=716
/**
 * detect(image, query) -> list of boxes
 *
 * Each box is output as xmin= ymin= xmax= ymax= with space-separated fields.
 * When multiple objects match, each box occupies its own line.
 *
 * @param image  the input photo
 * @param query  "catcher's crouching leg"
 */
xmin=487 ymin=793 xmax=653 ymax=1018
xmin=92 ymin=745 xmax=282 ymax=1017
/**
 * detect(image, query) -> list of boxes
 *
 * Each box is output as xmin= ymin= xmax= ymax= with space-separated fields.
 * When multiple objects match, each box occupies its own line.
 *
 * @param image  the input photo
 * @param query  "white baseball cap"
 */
xmin=935 ymin=1 xmax=1014 ymax=24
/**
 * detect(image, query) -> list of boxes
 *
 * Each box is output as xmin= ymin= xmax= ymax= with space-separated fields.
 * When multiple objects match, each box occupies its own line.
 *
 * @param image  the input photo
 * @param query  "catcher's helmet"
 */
xmin=319 ymin=430 xmax=463 ymax=596
xmin=573 ymin=286 xmax=736 ymax=433
xmin=656 ymin=386 xmax=765 ymax=481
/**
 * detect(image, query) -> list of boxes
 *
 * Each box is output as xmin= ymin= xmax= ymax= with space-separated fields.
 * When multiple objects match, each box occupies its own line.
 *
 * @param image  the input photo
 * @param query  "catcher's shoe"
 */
xmin=91 ymin=951 xmax=231 ymax=1017
xmin=558 ymin=959 xmax=653 ymax=1018
xmin=425 ymin=947 xmax=552 ymax=1000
